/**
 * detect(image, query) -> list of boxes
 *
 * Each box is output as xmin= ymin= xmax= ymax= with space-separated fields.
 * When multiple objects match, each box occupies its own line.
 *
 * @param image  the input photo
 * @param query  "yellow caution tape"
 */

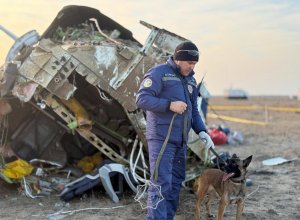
xmin=266 ymin=106 xmax=300 ymax=112
xmin=209 ymin=105 xmax=260 ymax=110
xmin=207 ymin=113 xmax=267 ymax=126
xmin=209 ymin=105 xmax=300 ymax=112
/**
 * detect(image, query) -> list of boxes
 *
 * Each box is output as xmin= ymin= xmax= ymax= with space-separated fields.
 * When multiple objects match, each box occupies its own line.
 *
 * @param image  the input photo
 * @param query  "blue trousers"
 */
xmin=146 ymin=140 xmax=186 ymax=220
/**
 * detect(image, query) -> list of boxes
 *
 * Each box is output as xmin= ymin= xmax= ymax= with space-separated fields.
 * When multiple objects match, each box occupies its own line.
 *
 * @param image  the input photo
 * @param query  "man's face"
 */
xmin=175 ymin=60 xmax=198 ymax=76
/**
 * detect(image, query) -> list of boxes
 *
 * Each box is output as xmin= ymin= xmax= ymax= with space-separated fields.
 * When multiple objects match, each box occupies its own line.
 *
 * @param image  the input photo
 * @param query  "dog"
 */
xmin=194 ymin=154 xmax=252 ymax=220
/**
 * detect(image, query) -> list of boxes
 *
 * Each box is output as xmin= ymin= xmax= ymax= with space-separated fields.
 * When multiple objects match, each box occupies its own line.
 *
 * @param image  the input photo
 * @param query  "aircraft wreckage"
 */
xmin=0 ymin=5 xmax=209 ymax=202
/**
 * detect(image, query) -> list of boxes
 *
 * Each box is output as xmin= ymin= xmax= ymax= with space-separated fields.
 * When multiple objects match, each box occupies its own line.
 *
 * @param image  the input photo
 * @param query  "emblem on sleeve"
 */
xmin=143 ymin=78 xmax=152 ymax=88
xmin=187 ymin=85 xmax=193 ymax=94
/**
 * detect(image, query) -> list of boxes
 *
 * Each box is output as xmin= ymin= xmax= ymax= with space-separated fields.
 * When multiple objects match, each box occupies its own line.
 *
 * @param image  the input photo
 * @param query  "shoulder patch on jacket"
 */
xmin=143 ymin=78 xmax=152 ymax=87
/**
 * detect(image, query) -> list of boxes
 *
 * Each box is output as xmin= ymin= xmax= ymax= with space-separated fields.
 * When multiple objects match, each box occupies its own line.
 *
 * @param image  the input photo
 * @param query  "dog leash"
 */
xmin=209 ymin=147 xmax=228 ymax=168
xmin=153 ymin=113 xmax=177 ymax=182
xmin=153 ymin=111 xmax=188 ymax=182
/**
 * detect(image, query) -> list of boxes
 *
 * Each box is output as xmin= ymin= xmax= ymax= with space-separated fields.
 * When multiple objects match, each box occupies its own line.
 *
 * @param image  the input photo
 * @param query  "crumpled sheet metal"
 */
xmin=17 ymin=22 xmax=184 ymax=110
xmin=18 ymin=39 xmax=79 ymax=100
xmin=7 ymin=6 xmax=193 ymax=162
xmin=12 ymin=81 xmax=39 ymax=102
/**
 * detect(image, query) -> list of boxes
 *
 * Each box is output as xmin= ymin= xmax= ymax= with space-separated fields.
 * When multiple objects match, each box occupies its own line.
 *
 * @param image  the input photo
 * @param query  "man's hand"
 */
xmin=170 ymin=101 xmax=187 ymax=114
xmin=199 ymin=131 xmax=215 ymax=150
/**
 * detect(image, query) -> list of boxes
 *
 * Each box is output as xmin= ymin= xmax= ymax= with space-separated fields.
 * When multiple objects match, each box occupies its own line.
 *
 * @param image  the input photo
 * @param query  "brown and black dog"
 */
xmin=194 ymin=154 xmax=252 ymax=220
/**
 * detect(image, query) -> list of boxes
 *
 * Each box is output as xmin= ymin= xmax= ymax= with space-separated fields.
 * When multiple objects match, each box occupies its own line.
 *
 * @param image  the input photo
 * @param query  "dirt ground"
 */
xmin=0 ymin=96 xmax=299 ymax=220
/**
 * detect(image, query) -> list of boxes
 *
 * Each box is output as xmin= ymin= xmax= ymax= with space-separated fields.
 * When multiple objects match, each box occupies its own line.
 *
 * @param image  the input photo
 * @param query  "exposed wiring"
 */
xmin=133 ymin=142 xmax=145 ymax=182
xmin=130 ymin=139 xmax=148 ymax=184
xmin=139 ymin=142 xmax=148 ymax=180
xmin=129 ymin=135 xmax=140 ymax=183
xmin=0 ymin=114 xmax=9 ymax=166
xmin=46 ymin=205 xmax=128 ymax=218
xmin=89 ymin=18 xmax=121 ymax=45
xmin=246 ymin=185 xmax=260 ymax=199
xmin=96 ymin=86 xmax=113 ymax=102
xmin=129 ymin=137 xmax=164 ymax=209
xmin=21 ymin=177 xmax=43 ymax=199
xmin=134 ymin=181 xmax=164 ymax=210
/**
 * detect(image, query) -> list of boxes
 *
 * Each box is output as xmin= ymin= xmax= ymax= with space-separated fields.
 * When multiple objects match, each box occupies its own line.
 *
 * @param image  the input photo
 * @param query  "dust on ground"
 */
xmin=0 ymin=96 xmax=299 ymax=220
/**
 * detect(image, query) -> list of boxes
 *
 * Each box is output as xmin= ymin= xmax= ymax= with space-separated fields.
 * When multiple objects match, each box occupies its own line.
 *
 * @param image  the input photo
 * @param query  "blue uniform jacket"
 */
xmin=136 ymin=57 xmax=206 ymax=144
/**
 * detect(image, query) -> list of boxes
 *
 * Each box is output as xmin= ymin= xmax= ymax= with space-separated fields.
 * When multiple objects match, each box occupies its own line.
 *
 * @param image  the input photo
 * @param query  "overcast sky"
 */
xmin=0 ymin=0 xmax=299 ymax=96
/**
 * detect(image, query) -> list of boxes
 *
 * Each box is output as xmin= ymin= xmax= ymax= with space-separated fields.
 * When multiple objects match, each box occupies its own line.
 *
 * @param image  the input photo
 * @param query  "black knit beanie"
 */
xmin=174 ymin=41 xmax=199 ymax=61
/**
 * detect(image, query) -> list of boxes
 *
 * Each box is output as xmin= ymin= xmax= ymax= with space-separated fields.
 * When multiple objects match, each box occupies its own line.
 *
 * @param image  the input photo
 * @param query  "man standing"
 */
xmin=136 ymin=41 xmax=214 ymax=219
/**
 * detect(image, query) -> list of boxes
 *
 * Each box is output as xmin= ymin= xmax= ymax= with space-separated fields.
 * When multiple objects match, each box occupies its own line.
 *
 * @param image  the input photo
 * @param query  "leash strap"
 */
xmin=153 ymin=113 xmax=177 ymax=182
xmin=153 ymin=110 xmax=188 ymax=182
xmin=210 ymin=147 xmax=227 ymax=165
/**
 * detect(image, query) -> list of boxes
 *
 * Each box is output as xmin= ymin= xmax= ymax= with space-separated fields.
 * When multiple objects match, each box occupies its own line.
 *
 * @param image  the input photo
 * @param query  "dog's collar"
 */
xmin=222 ymin=173 xmax=246 ymax=184
xmin=230 ymin=178 xmax=246 ymax=184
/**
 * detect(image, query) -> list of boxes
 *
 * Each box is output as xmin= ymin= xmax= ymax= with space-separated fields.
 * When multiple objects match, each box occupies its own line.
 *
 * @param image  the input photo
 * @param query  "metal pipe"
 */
xmin=0 ymin=25 xmax=18 ymax=40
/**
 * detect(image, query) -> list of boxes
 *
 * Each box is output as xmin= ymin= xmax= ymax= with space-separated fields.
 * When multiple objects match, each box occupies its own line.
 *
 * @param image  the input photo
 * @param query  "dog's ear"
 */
xmin=243 ymin=155 xmax=253 ymax=168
